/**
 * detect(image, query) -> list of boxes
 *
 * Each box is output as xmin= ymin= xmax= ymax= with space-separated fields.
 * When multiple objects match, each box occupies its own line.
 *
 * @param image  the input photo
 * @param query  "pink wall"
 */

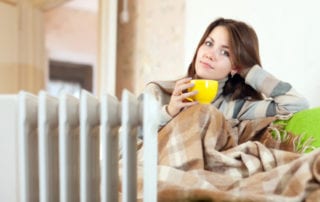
xmin=45 ymin=7 xmax=97 ymax=63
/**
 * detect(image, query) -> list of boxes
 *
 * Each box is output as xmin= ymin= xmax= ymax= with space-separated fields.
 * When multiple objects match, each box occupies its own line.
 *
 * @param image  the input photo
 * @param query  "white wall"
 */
xmin=185 ymin=0 xmax=320 ymax=107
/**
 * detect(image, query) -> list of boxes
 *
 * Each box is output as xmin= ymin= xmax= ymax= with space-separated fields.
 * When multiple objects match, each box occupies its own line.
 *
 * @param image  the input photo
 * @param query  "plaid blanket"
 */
xmin=133 ymin=104 xmax=320 ymax=201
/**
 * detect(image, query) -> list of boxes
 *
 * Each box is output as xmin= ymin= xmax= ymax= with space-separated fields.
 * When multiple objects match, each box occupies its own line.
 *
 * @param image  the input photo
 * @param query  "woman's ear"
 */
xmin=231 ymin=66 xmax=239 ymax=76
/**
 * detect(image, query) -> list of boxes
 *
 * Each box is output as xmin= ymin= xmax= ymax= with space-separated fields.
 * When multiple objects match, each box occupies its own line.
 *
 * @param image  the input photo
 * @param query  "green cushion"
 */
xmin=284 ymin=107 xmax=320 ymax=151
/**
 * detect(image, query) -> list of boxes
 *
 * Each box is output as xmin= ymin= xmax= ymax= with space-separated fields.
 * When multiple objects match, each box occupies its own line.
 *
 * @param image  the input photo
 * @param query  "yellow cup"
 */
xmin=187 ymin=79 xmax=219 ymax=104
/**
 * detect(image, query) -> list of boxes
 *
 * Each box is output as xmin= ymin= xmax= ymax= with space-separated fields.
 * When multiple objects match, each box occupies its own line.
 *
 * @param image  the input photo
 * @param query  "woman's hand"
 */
xmin=167 ymin=77 xmax=198 ymax=117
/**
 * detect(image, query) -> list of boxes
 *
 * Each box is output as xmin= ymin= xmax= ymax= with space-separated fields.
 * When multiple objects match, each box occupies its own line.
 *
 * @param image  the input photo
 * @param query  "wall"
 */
xmin=45 ymin=7 xmax=97 ymax=64
xmin=0 ymin=0 xmax=46 ymax=94
xmin=116 ymin=0 xmax=185 ymax=97
xmin=186 ymin=0 xmax=320 ymax=107
xmin=0 ymin=2 xmax=19 ymax=93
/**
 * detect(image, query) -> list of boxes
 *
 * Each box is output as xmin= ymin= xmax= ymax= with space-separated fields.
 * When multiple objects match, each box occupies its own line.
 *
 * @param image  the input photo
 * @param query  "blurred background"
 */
xmin=0 ymin=0 xmax=319 ymax=107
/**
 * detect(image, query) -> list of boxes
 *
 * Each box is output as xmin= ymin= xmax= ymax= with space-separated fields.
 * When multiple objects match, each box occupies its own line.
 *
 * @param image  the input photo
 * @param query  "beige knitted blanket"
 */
xmin=127 ymin=104 xmax=320 ymax=201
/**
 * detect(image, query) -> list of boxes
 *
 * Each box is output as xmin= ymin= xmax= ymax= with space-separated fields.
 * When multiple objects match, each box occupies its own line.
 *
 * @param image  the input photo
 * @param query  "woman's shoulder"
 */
xmin=143 ymin=80 xmax=175 ymax=106
xmin=145 ymin=80 xmax=176 ymax=94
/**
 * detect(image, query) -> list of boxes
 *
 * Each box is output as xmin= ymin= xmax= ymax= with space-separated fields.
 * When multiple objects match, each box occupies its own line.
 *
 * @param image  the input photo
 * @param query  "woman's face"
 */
xmin=195 ymin=26 xmax=236 ymax=80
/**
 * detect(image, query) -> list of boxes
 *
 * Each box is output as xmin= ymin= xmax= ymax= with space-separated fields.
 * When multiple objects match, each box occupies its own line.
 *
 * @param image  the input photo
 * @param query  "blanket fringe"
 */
xmin=262 ymin=122 xmax=316 ymax=153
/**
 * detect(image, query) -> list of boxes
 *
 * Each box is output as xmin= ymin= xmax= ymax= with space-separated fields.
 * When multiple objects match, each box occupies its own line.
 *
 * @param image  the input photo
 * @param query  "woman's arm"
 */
xmin=142 ymin=79 xmax=198 ymax=126
xmin=236 ymin=65 xmax=309 ymax=120
xmin=142 ymin=82 xmax=173 ymax=126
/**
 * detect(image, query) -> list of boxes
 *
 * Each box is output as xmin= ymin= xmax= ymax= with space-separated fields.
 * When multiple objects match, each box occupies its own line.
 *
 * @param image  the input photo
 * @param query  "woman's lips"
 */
xmin=200 ymin=61 xmax=213 ymax=69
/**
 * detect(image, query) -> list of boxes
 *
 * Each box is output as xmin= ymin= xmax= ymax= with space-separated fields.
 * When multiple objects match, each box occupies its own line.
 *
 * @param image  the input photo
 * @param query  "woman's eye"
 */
xmin=220 ymin=50 xmax=230 ymax=57
xmin=204 ymin=41 xmax=212 ymax=46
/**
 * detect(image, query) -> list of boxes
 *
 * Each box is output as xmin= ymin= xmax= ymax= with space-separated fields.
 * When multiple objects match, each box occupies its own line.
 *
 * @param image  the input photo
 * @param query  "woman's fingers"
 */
xmin=176 ymin=77 xmax=192 ymax=85
xmin=181 ymin=91 xmax=198 ymax=101
xmin=173 ymin=78 xmax=198 ymax=103
xmin=173 ymin=77 xmax=194 ymax=96
xmin=169 ymin=77 xmax=198 ymax=116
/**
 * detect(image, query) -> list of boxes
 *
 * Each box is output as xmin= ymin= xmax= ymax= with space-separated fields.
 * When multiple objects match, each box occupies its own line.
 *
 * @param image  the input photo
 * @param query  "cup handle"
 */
xmin=185 ymin=97 xmax=194 ymax=102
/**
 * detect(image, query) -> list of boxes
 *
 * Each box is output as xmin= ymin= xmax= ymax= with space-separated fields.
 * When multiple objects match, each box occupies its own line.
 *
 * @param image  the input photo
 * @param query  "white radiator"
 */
xmin=0 ymin=89 xmax=159 ymax=202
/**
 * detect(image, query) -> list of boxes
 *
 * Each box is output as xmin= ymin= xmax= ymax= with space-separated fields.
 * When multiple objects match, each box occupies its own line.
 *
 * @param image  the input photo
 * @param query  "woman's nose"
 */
xmin=204 ymin=53 xmax=215 ymax=61
xmin=207 ymin=48 xmax=221 ymax=60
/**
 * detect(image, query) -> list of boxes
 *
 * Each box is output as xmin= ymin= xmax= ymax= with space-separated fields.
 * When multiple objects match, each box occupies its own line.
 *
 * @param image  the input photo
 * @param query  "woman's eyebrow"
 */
xmin=207 ymin=36 xmax=214 ymax=42
xmin=221 ymin=45 xmax=230 ymax=49
xmin=207 ymin=36 xmax=230 ymax=49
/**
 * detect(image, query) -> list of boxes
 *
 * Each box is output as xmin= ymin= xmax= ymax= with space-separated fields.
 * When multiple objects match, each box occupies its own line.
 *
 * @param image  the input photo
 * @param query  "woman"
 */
xmin=144 ymin=18 xmax=309 ymax=128
xmin=137 ymin=18 xmax=320 ymax=202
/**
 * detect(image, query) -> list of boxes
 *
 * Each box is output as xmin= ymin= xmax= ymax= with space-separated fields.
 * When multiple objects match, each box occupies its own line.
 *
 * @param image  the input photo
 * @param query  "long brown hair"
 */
xmin=187 ymin=18 xmax=263 ymax=100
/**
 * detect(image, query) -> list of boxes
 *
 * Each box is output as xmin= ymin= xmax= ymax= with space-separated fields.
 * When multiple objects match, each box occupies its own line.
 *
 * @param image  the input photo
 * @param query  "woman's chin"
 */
xmin=196 ymin=71 xmax=213 ymax=80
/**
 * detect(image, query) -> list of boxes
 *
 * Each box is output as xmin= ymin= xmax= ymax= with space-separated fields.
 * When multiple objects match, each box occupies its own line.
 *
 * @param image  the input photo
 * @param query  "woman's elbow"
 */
xmin=283 ymin=97 xmax=310 ymax=114
xmin=297 ymin=97 xmax=310 ymax=111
